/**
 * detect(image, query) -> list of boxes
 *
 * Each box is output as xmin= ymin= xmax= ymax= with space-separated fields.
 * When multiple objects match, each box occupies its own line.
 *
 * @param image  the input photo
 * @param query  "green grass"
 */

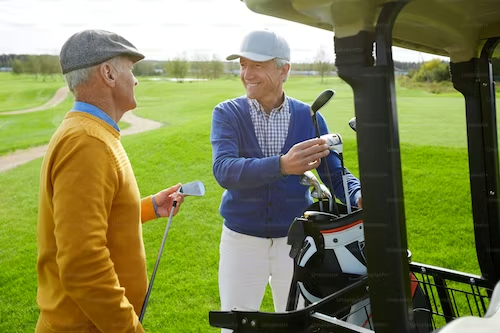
xmin=0 ymin=81 xmax=128 ymax=155
xmin=0 ymin=74 xmax=489 ymax=332
xmin=0 ymin=73 xmax=65 ymax=113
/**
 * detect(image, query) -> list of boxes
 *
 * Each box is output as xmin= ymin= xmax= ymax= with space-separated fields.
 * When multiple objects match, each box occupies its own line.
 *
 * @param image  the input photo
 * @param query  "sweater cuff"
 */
xmin=141 ymin=196 xmax=157 ymax=223
xmin=278 ymin=154 xmax=288 ymax=177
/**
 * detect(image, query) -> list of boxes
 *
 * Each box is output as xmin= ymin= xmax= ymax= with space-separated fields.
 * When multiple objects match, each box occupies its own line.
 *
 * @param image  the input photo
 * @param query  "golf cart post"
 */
xmin=209 ymin=0 xmax=500 ymax=332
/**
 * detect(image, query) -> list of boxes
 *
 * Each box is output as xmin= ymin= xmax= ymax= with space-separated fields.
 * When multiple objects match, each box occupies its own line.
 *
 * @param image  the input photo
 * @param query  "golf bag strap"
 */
xmin=295 ymin=266 xmax=364 ymax=289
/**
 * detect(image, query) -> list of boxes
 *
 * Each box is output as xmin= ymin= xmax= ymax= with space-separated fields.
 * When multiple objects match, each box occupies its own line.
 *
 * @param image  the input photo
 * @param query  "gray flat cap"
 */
xmin=60 ymin=29 xmax=145 ymax=74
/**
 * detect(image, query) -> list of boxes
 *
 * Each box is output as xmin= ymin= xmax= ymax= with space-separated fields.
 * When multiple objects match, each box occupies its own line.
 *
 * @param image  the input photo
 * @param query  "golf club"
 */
xmin=349 ymin=117 xmax=356 ymax=132
xmin=309 ymin=89 xmax=339 ymax=215
xmin=311 ymin=183 xmax=333 ymax=213
xmin=321 ymin=133 xmax=352 ymax=214
xmin=179 ymin=180 xmax=205 ymax=197
xmin=311 ymin=89 xmax=335 ymax=120
xmin=300 ymin=171 xmax=324 ymax=211
xmin=139 ymin=180 xmax=205 ymax=323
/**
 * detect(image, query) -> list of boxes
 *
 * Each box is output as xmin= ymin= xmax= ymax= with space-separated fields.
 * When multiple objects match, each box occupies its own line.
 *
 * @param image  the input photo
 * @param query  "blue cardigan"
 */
xmin=210 ymin=96 xmax=361 ymax=238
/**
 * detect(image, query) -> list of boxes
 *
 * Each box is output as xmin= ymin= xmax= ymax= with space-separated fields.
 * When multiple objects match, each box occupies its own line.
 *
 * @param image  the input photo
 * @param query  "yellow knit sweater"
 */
xmin=36 ymin=112 xmax=158 ymax=333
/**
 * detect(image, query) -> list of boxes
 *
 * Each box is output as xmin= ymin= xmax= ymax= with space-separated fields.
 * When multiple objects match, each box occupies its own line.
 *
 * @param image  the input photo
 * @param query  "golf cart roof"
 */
xmin=241 ymin=0 xmax=500 ymax=62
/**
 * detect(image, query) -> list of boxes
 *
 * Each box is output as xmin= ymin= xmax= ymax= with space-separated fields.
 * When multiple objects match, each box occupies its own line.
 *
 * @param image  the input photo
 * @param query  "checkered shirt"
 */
xmin=248 ymin=96 xmax=291 ymax=157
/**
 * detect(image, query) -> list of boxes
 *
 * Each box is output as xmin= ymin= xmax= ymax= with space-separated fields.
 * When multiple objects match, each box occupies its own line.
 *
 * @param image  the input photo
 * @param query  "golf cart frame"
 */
xmin=209 ymin=0 xmax=500 ymax=332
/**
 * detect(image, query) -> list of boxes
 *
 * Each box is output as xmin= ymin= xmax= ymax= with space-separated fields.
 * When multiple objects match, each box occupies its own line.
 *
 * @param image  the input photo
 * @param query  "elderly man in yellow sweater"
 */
xmin=36 ymin=29 xmax=183 ymax=333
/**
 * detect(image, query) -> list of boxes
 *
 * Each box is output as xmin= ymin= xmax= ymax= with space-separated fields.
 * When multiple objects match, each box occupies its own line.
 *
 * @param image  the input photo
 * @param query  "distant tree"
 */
xmin=39 ymin=55 xmax=61 ymax=81
xmin=224 ymin=61 xmax=239 ymax=77
xmin=133 ymin=61 xmax=157 ymax=76
xmin=24 ymin=55 xmax=42 ymax=80
xmin=0 ymin=54 xmax=23 ymax=68
xmin=413 ymin=59 xmax=449 ymax=83
xmin=394 ymin=61 xmax=420 ymax=71
xmin=429 ymin=63 xmax=450 ymax=82
xmin=314 ymin=46 xmax=334 ymax=83
xmin=11 ymin=58 xmax=24 ymax=74
xmin=209 ymin=54 xmax=224 ymax=79
xmin=4 ymin=54 xmax=60 ymax=79
xmin=292 ymin=62 xmax=315 ymax=72
xmin=166 ymin=53 xmax=189 ymax=82
xmin=191 ymin=52 xmax=210 ymax=79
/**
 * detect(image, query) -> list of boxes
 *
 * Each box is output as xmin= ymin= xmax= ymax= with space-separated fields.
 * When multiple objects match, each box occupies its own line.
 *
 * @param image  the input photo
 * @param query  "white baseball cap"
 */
xmin=226 ymin=29 xmax=291 ymax=62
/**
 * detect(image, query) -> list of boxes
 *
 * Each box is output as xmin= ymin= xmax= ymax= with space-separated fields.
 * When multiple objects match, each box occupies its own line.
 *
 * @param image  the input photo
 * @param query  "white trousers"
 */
xmin=218 ymin=225 xmax=296 ymax=333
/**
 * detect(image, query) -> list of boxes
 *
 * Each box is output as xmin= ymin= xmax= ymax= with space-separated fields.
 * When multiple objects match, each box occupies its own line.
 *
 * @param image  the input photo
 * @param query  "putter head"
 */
xmin=321 ymin=133 xmax=343 ymax=154
xmin=180 ymin=181 xmax=205 ymax=197
xmin=310 ymin=89 xmax=335 ymax=115
xmin=349 ymin=117 xmax=356 ymax=132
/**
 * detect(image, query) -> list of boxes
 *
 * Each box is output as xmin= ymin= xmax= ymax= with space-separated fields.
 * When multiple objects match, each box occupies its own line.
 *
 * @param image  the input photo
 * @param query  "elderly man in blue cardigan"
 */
xmin=210 ymin=29 xmax=362 ymax=332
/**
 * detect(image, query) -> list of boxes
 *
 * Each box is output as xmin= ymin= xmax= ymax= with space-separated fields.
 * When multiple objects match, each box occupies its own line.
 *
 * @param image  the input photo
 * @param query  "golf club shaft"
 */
xmin=340 ymin=155 xmax=352 ymax=214
xmin=139 ymin=196 xmax=178 ymax=323
xmin=312 ymin=114 xmax=339 ymax=215
xmin=313 ymin=178 xmax=324 ymax=212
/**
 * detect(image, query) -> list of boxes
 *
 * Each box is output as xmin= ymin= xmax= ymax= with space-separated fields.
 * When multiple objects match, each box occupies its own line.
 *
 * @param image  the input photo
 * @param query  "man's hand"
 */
xmin=152 ymin=183 xmax=185 ymax=217
xmin=280 ymin=138 xmax=330 ymax=175
xmin=356 ymin=196 xmax=362 ymax=208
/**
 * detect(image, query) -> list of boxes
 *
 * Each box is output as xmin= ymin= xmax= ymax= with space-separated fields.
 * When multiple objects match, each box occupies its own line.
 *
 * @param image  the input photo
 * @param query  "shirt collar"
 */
xmin=71 ymin=101 xmax=120 ymax=132
xmin=249 ymin=93 xmax=289 ymax=114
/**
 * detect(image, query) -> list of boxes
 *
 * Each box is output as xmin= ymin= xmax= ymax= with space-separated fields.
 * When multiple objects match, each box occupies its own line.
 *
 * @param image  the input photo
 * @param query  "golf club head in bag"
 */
xmin=349 ymin=117 xmax=356 ymax=132
xmin=300 ymin=171 xmax=332 ymax=213
xmin=299 ymin=171 xmax=319 ymax=187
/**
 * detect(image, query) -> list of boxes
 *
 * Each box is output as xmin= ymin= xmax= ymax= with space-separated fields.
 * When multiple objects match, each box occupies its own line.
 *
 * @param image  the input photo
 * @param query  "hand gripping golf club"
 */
xmin=139 ymin=180 xmax=205 ymax=323
xmin=321 ymin=133 xmax=352 ymax=214
xmin=310 ymin=89 xmax=339 ymax=215
xmin=300 ymin=171 xmax=324 ymax=211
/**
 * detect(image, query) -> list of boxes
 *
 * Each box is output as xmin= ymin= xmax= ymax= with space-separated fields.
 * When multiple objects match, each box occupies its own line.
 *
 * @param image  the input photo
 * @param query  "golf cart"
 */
xmin=209 ymin=0 xmax=500 ymax=332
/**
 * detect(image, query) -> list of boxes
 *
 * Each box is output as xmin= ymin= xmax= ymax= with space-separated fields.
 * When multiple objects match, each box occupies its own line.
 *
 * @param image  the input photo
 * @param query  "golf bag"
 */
xmin=286 ymin=202 xmax=433 ymax=332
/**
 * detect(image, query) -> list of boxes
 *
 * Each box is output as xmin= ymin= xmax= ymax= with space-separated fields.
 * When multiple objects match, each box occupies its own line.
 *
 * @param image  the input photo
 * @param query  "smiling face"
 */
xmin=239 ymin=57 xmax=289 ymax=109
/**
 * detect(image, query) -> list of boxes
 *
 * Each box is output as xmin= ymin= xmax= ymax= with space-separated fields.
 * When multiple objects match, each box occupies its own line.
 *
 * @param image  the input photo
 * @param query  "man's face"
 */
xmin=111 ymin=57 xmax=138 ymax=111
xmin=239 ymin=57 xmax=288 ymax=102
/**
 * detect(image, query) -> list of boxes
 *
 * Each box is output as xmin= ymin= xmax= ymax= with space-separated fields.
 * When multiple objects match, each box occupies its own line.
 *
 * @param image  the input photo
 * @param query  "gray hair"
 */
xmin=63 ymin=56 xmax=124 ymax=92
xmin=274 ymin=58 xmax=291 ymax=82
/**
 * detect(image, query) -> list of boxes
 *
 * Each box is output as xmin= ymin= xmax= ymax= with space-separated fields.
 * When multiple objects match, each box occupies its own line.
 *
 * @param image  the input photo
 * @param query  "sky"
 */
xmin=0 ymin=0 xmax=448 ymax=63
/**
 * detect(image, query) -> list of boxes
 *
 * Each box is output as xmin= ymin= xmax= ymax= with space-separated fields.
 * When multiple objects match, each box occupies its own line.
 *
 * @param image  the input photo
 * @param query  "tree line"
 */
xmin=3 ymin=53 xmax=500 ymax=82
